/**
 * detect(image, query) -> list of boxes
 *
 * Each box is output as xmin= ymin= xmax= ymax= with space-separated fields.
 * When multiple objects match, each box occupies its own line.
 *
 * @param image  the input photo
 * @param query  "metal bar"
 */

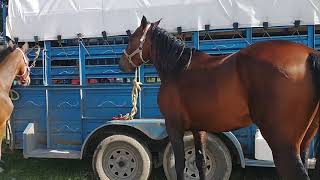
xmin=246 ymin=28 xmax=253 ymax=46
xmin=44 ymin=41 xmax=52 ymax=86
xmin=79 ymin=42 xmax=86 ymax=141
xmin=139 ymin=66 xmax=144 ymax=118
xmin=2 ymin=0 xmax=7 ymax=44
xmin=307 ymin=25 xmax=315 ymax=49
xmin=44 ymin=41 xmax=52 ymax=149
xmin=79 ymin=43 xmax=86 ymax=85
xmin=192 ymin=31 xmax=199 ymax=49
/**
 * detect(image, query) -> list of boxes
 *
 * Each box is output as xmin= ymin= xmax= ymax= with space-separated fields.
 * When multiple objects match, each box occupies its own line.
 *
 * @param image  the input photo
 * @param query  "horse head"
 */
xmin=8 ymin=41 xmax=31 ymax=86
xmin=119 ymin=16 xmax=161 ymax=72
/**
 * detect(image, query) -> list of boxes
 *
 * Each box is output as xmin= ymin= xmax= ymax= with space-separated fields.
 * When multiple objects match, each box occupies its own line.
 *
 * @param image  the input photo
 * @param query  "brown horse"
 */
xmin=119 ymin=16 xmax=320 ymax=180
xmin=0 ymin=41 xmax=30 ymax=172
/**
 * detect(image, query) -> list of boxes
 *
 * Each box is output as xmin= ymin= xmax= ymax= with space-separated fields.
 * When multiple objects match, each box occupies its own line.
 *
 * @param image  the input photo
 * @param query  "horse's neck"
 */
xmin=0 ymin=54 xmax=21 ymax=93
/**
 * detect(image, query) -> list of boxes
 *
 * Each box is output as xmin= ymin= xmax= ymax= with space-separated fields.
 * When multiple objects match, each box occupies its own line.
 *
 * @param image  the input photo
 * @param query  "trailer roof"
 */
xmin=5 ymin=0 xmax=320 ymax=42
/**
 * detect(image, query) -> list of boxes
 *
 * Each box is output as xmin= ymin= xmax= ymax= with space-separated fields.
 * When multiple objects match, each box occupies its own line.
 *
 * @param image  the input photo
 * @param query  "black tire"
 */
xmin=163 ymin=133 xmax=232 ymax=180
xmin=92 ymin=134 xmax=152 ymax=180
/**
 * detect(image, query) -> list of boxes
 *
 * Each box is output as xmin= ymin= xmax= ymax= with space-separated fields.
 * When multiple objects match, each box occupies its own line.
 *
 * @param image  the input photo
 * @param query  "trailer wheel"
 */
xmin=163 ymin=133 xmax=232 ymax=180
xmin=92 ymin=134 xmax=152 ymax=180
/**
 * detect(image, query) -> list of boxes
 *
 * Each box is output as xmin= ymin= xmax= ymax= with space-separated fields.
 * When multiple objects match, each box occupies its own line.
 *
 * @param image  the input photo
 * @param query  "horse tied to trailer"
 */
xmin=0 ymin=41 xmax=30 ymax=172
xmin=119 ymin=16 xmax=320 ymax=180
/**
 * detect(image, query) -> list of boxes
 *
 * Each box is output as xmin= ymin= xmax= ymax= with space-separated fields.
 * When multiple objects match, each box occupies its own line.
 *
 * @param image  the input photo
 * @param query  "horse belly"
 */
xmin=182 ymin=81 xmax=251 ymax=132
xmin=187 ymin=101 xmax=251 ymax=132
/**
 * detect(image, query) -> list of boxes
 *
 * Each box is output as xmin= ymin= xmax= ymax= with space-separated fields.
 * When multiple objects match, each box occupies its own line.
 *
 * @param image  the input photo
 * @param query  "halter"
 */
xmin=15 ymin=48 xmax=30 ymax=82
xmin=123 ymin=24 xmax=152 ymax=68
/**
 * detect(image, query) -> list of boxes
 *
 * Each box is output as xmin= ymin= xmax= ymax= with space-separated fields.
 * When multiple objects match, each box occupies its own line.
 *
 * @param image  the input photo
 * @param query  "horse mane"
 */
xmin=151 ymin=27 xmax=193 ymax=80
xmin=0 ymin=45 xmax=15 ymax=64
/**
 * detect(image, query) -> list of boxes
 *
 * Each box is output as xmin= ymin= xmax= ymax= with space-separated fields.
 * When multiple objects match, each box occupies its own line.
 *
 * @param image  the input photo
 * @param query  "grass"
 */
xmin=0 ymin=145 xmax=165 ymax=180
xmin=2 ymin=144 xmax=316 ymax=180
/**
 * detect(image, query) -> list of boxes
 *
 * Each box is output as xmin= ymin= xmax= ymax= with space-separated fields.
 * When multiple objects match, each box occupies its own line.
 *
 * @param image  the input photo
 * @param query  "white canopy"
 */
xmin=6 ymin=0 xmax=320 ymax=42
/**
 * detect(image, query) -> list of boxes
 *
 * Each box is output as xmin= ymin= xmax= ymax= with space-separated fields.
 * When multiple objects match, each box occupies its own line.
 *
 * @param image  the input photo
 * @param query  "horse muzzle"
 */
xmin=119 ymin=55 xmax=135 ymax=72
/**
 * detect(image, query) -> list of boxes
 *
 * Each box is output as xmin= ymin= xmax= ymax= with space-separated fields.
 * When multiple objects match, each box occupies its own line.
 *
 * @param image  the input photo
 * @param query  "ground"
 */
xmin=0 ymin=144 xmax=316 ymax=180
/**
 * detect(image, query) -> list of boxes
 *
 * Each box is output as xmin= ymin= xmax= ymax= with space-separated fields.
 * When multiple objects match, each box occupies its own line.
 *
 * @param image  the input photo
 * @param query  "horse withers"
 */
xmin=0 ymin=41 xmax=30 ymax=172
xmin=119 ymin=16 xmax=320 ymax=180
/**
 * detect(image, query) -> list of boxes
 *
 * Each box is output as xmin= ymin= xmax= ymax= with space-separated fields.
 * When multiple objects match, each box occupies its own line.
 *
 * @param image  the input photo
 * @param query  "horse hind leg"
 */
xmin=192 ymin=131 xmax=207 ymax=180
xmin=270 ymin=143 xmax=309 ymax=180
xmin=313 ymin=128 xmax=320 ymax=180
xmin=300 ymin=116 xmax=319 ymax=171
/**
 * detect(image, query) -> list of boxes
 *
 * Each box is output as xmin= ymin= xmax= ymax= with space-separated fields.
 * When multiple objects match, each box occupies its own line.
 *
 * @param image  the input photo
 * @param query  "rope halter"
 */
xmin=123 ymin=24 xmax=152 ymax=68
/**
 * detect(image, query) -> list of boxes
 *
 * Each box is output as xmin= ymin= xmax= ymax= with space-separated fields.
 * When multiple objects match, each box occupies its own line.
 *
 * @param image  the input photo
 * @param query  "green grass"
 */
xmin=1 ymin=149 xmax=94 ymax=180
xmin=0 ymin=145 xmax=165 ymax=180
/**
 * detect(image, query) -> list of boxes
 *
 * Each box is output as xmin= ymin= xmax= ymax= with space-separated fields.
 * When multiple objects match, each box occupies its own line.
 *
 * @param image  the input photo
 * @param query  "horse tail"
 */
xmin=309 ymin=51 xmax=320 ymax=90
xmin=309 ymin=51 xmax=320 ymax=177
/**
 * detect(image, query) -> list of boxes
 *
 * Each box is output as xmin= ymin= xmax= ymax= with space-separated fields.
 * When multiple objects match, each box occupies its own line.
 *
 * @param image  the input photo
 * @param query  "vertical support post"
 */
xmin=138 ymin=66 xmax=143 ymax=118
xmin=192 ymin=31 xmax=200 ymax=50
xmin=44 ymin=41 xmax=52 ymax=149
xmin=44 ymin=41 xmax=52 ymax=86
xmin=79 ymin=42 xmax=86 ymax=141
xmin=2 ymin=0 xmax=7 ymax=44
xmin=79 ymin=42 xmax=86 ymax=85
xmin=307 ymin=25 xmax=316 ymax=156
xmin=307 ymin=25 xmax=315 ymax=49
xmin=246 ymin=28 xmax=253 ymax=46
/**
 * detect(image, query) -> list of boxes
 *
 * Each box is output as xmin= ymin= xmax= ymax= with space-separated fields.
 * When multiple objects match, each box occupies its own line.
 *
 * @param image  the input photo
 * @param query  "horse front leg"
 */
xmin=0 ymin=122 xmax=6 ymax=173
xmin=166 ymin=120 xmax=185 ymax=180
xmin=192 ymin=130 xmax=207 ymax=180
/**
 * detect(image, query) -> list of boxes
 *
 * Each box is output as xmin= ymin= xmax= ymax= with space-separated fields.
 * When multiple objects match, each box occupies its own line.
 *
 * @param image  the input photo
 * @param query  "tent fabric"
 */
xmin=6 ymin=0 xmax=320 ymax=42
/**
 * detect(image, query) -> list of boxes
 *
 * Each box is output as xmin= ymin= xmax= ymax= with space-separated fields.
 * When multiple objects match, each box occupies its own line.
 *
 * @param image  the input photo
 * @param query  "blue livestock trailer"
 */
xmin=2 ymin=2 xmax=320 ymax=180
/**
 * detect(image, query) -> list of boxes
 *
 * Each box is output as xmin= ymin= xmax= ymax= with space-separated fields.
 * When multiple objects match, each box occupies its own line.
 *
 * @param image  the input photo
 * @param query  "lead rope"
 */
xmin=6 ymin=89 xmax=19 ymax=151
xmin=113 ymin=68 xmax=141 ymax=120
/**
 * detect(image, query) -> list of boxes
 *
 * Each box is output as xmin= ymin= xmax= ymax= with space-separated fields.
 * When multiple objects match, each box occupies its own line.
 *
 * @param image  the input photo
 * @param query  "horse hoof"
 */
xmin=0 ymin=160 xmax=6 ymax=173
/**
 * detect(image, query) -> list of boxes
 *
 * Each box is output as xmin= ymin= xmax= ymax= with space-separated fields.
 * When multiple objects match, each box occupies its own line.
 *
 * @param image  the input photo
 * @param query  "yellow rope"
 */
xmin=116 ymin=69 xmax=141 ymax=120
xmin=9 ymin=89 xmax=20 ymax=101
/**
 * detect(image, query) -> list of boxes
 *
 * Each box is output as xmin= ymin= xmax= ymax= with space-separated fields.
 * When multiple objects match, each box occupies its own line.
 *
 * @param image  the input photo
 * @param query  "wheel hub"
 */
xmin=184 ymin=148 xmax=214 ymax=179
xmin=104 ymin=149 xmax=137 ymax=178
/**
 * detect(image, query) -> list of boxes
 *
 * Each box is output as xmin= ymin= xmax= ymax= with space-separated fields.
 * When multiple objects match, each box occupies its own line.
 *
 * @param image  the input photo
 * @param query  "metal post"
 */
xmin=246 ymin=28 xmax=253 ymax=46
xmin=79 ymin=42 xmax=86 ymax=85
xmin=79 ymin=41 xmax=86 ymax=141
xmin=2 ymin=0 xmax=7 ymax=44
xmin=44 ymin=41 xmax=52 ymax=149
xmin=192 ymin=31 xmax=199 ymax=49
xmin=307 ymin=25 xmax=315 ymax=49
xmin=138 ymin=66 xmax=143 ymax=118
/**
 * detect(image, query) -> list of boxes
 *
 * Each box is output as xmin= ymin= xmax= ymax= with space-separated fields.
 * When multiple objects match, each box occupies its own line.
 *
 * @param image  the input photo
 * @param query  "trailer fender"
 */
xmin=221 ymin=132 xmax=245 ymax=168
xmin=81 ymin=119 xmax=167 ymax=159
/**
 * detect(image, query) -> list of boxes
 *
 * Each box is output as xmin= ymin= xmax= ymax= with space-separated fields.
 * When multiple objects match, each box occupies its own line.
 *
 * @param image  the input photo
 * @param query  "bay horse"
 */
xmin=0 ymin=41 xmax=30 ymax=172
xmin=119 ymin=16 xmax=320 ymax=180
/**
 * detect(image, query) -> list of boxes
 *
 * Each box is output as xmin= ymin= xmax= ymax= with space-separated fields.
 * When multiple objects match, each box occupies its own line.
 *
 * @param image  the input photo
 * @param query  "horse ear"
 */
xmin=141 ymin=15 xmax=148 ymax=29
xmin=21 ymin=42 xmax=29 ymax=53
xmin=153 ymin=18 xmax=162 ymax=28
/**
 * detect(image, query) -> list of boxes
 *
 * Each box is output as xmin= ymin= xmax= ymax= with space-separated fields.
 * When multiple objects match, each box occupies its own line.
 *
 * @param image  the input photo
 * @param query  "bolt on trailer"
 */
xmin=3 ymin=0 xmax=320 ymax=179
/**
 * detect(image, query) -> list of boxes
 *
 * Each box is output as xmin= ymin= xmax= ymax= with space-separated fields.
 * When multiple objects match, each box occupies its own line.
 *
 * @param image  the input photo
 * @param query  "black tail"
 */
xmin=309 ymin=51 xmax=320 ymax=179
xmin=310 ymin=51 xmax=320 ymax=90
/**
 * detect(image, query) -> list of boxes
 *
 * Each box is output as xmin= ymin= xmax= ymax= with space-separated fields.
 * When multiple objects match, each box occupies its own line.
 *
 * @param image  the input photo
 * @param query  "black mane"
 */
xmin=151 ymin=27 xmax=193 ymax=80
